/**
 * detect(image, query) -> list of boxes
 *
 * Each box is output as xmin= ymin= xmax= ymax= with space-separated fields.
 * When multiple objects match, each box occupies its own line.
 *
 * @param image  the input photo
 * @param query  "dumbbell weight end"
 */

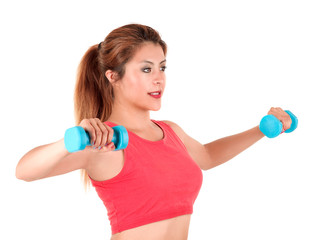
xmin=283 ymin=110 xmax=298 ymax=133
xmin=259 ymin=110 xmax=298 ymax=138
xmin=64 ymin=125 xmax=128 ymax=153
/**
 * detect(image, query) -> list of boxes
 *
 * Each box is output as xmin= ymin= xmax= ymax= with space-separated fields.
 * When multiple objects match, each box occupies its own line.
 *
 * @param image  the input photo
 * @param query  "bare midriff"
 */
xmin=110 ymin=214 xmax=191 ymax=240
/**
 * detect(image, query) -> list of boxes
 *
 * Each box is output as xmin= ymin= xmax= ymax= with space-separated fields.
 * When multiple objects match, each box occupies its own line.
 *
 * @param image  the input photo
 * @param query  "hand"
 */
xmin=78 ymin=118 xmax=115 ymax=152
xmin=267 ymin=107 xmax=292 ymax=132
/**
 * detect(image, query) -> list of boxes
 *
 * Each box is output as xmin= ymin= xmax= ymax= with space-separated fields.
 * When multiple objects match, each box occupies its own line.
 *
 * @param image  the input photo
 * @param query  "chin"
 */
xmin=151 ymin=107 xmax=161 ymax=111
xmin=149 ymin=104 xmax=162 ymax=111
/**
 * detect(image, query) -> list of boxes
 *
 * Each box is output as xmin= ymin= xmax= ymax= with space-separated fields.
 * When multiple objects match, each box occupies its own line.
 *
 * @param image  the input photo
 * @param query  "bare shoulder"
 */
xmin=161 ymin=120 xmax=180 ymax=128
xmin=162 ymin=120 xmax=210 ymax=170
xmin=162 ymin=120 xmax=186 ymax=141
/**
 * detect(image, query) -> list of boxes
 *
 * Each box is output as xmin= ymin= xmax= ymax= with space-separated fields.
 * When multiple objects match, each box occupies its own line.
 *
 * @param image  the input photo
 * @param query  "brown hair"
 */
xmin=74 ymin=24 xmax=167 ymax=189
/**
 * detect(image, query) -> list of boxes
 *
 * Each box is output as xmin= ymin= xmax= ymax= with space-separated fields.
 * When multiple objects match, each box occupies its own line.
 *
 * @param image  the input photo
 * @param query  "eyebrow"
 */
xmin=141 ymin=59 xmax=166 ymax=65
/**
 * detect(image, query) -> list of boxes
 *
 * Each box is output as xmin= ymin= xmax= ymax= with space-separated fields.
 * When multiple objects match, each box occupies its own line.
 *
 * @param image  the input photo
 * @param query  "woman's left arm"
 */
xmin=200 ymin=126 xmax=264 ymax=170
xmin=164 ymin=107 xmax=292 ymax=171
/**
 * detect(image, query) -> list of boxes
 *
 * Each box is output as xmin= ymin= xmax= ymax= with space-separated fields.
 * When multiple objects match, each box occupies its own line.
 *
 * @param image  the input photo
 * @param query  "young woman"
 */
xmin=16 ymin=24 xmax=292 ymax=240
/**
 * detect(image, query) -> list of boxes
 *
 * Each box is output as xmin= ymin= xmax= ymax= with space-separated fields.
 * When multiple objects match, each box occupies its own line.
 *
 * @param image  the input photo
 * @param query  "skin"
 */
xmin=105 ymin=42 xmax=167 ymax=132
xmin=15 ymin=42 xmax=292 ymax=240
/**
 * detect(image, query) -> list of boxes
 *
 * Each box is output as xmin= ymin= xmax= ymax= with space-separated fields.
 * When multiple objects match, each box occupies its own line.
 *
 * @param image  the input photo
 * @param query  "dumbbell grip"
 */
xmin=259 ymin=110 xmax=298 ymax=138
xmin=64 ymin=125 xmax=128 ymax=153
xmin=84 ymin=130 xmax=118 ymax=145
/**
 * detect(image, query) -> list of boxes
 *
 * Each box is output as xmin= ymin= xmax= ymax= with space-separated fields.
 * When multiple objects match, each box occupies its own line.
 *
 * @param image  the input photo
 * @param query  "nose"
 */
xmin=153 ymin=71 xmax=165 ymax=85
xmin=154 ymin=79 xmax=161 ymax=85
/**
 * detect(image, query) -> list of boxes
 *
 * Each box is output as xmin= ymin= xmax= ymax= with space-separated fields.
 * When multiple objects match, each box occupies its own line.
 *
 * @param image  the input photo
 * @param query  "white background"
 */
xmin=1 ymin=0 xmax=310 ymax=239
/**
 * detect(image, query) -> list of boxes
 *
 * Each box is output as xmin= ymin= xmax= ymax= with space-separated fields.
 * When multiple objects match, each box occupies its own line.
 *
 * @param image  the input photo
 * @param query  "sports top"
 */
xmin=89 ymin=120 xmax=203 ymax=234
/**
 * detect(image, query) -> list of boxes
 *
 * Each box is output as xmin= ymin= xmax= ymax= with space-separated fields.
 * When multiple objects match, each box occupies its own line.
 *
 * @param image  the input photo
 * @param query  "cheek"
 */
xmin=122 ymin=75 xmax=148 ymax=97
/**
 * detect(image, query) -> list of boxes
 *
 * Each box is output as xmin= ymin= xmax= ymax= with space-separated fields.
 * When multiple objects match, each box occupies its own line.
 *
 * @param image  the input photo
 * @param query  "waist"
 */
xmin=110 ymin=214 xmax=191 ymax=240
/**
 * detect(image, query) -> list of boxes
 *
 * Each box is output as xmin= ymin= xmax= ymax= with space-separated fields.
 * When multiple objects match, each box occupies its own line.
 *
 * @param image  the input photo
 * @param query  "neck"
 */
xmin=107 ymin=100 xmax=154 ymax=131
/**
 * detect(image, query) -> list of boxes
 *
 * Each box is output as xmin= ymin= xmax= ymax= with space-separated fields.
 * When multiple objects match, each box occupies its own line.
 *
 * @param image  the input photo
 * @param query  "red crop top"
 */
xmin=89 ymin=120 xmax=203 ymax=234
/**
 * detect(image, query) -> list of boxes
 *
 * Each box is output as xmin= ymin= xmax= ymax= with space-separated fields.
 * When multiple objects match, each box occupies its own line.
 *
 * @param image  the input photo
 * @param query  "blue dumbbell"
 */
xmin=259 ymin=110 xmax=298 ymax=138
xmin=64 ymin=125 xmax=129 ymax=153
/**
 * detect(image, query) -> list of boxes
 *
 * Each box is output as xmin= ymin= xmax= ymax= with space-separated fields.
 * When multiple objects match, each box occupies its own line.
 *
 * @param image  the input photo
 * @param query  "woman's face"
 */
xmin=113 ymin=42 xmax=167 ymax=112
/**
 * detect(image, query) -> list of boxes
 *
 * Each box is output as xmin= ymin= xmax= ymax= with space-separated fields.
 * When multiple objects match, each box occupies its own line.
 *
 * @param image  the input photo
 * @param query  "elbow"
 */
xmin=15 ymin=164 xmax=35 ymax=182
xmin=16 ymin=173 xmax=35 ymax=182
xmin=15 ymin=171 xmax=26 ymax=181
xmin=16 ymin=152 xmax=41 ymax=182
xmin=15 ymin=168 xmax=29 ymax=182
xmin=15 ymin=164 xmax=23 ymax=180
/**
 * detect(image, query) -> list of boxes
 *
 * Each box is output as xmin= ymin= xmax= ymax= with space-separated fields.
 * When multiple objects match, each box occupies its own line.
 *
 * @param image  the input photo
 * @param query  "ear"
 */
xmin=105 ymin=70 xmax=119 ymax=85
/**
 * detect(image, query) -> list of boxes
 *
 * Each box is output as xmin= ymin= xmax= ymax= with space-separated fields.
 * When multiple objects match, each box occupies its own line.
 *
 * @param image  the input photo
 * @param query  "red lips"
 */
xmin=148 ymin=91 xmax=161 ymax=98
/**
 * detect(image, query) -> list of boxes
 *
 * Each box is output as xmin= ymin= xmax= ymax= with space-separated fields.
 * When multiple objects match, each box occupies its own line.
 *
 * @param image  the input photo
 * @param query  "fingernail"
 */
xmin=92 ymin=141 xmax=95 ymax=146
xmin=98 ymin=146 xmax=101 ymax=150
xmin=93 ymin=146 xmax=96 ymax=149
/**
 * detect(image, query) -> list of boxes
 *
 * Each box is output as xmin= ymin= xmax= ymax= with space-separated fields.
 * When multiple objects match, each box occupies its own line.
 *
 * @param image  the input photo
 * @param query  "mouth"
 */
xmin=148 ymin=91 xmax=162 ymax=98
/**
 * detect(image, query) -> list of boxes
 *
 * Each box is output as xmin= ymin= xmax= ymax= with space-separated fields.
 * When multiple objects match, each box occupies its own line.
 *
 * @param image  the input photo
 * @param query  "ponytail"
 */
xmin=73 ymin=24 xmax=167 ymax=190
xmin=74 ymin=45 xmax=114 ymax=190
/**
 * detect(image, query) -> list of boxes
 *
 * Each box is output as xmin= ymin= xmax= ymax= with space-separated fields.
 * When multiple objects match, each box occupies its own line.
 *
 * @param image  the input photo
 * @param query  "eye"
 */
xmin=160 ymin=66 xmax=167 ymax=72
xmin=142 ymin=67 xmax=151 ymax=73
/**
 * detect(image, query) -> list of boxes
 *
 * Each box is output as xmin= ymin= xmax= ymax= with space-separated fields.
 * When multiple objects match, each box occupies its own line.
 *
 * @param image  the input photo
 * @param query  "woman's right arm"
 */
xmin=16 ymin=118 xmax=115 ymax=182
xmin=15 ymin=138 xmax=89 ymax=182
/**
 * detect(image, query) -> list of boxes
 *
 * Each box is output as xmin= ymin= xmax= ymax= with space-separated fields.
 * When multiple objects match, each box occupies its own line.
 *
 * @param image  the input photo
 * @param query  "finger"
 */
xmin=107 ymin=142 xmax=116 ymax=151
xmin=98 ymin=141 xmax=114 ymax=152
xmin=282 ymin=113 xmax=292 ymax=131
xmin=89 ymin=118 xmax=103 ymax=148
xmin=94 ymin=119 xmax=110 ymax=149
xmin=98 ymin=124 xmax=114 ymax=151
xmin=268 ymin=107 xmax=276 ymax=115
xmin=108 ymin=141 xmax=115 ymax=150
xmin=79 ymin=119 xmax=97 ymax=146
xmin=105 ymin=124 xmax=115 ymax=145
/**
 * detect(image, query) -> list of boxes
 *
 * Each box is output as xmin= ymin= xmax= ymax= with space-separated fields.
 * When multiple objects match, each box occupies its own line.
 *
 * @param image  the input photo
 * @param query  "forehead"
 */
xmin=131 ymin=42 xmax=165 ymax=63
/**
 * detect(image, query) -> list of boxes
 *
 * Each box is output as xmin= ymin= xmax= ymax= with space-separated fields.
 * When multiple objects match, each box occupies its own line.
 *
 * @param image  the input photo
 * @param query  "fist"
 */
xmin=78 ymin=118 xmax=115 ymax=152
xmin=267 ymin=107 xmax=292 ymax=132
